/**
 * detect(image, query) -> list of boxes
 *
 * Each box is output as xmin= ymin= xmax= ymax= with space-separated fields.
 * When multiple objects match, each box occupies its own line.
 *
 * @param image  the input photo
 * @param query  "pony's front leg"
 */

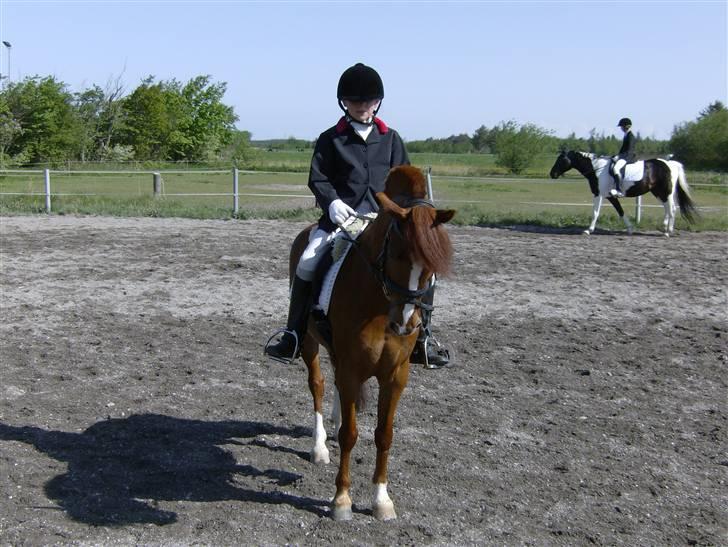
xmin=302 ymin=343 xmax=329 ymax=464
xmin=606 ymin=196 xmax=633 ymax=234
xmin=371 ymin=363 xmax=409 ymax=521
xmin=584 ymin=195 xmax=603 ymax=234
xmin=331 ymin=382 xmax=359 ymax=521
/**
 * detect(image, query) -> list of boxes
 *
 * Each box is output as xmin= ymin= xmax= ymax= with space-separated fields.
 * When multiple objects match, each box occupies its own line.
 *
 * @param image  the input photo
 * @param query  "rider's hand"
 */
xmin=328 ymin=199 xmax=355 ymax=225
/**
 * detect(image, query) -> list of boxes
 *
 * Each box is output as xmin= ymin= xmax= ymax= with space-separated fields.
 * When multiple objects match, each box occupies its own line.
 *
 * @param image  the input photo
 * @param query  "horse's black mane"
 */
xmin=567 ymin=150 xmax=597 ymax=174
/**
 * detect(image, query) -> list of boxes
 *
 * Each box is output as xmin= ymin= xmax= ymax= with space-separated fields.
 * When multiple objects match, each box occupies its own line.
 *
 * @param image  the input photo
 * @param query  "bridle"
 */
xmin=344 ymin=198 xmax=436 ymax=313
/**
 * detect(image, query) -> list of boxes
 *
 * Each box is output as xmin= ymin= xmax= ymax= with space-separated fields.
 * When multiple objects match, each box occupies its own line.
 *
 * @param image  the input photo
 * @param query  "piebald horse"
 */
xmin=549 ymin=150 xmax=697 ymax=236
xmin=287 ymin=165 xmax=455 ymax=520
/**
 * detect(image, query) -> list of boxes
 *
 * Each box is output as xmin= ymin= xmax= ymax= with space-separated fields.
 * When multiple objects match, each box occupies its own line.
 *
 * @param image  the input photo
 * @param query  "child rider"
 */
xmin=264 ymin=62 xmax=451 ymax=369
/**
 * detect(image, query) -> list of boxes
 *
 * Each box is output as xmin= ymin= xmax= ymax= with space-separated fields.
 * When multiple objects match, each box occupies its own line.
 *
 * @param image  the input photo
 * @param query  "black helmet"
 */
xmin=617 ymin=117 xmax=632 ymax=127
xmin=337 ymin=63 xmax=384 ymax=102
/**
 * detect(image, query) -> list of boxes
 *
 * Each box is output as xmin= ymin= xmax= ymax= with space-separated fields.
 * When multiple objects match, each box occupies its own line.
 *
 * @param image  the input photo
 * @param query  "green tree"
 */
xmin=121 ymin=75 xmax=237 ymax=161
xmin=0 ymin=97 xmax=23 ymax=167
xmin=1 ymin=76 xmax=78 ymax=164
xmin=73 ymin=85 xmax=106 ymax=162
xmin=494 ymin=121 xmax=550 ymax=174
xmin=177 ymin=75 xmax=237 ymax=161
xmin=121 ymin=76 xmax=180 ymax=160
xmin=670 ymin=101 xmax=728 ymax=170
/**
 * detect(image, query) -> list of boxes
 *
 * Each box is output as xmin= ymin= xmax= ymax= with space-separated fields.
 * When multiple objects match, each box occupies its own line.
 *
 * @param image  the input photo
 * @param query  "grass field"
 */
xmin=1 ymin=156 xmax=726 ymax=232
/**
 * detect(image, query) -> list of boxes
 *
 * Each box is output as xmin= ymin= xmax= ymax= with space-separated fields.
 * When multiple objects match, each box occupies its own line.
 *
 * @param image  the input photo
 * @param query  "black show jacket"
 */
xmin=618 ymin=130 xmax=637 ymax=162
xmin=308 ymin=116 xmax=410 ymax=232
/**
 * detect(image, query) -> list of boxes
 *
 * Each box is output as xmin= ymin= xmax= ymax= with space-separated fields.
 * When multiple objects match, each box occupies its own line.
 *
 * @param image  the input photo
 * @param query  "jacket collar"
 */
xmin=335 ymin=116 xmax=389 ymax=136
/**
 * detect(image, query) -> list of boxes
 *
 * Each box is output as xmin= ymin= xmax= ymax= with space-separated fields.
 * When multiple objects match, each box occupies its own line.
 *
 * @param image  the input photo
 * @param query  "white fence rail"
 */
xmin=0 ymin=167 xmax=288 ymax=214
xmin=1 ymin=167 xmax=723 ymax=220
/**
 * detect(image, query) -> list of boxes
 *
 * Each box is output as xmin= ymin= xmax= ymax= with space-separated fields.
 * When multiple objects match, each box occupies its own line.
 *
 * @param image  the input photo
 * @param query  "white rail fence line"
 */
xmin=1 ymin=167 xmax=724 ymax=219
xmin=0 ymin=167 xmax=315 ymax=214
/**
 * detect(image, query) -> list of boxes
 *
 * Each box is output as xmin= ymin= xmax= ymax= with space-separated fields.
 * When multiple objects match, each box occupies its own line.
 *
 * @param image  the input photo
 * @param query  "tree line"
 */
xmin=0 ymin=74 xmax=253 ymax=167
xmin=0 ymin=74 xmax=725 ymax=173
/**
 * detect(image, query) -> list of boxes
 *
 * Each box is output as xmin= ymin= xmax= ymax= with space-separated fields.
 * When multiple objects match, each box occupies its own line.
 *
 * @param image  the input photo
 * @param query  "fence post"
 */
xmin=153 ymin=172 xmax=162 ymax=198
xmin=232 ymin=167 xmax=239 ymax=214
xmin=635 ymin=195 xmax=642 ymax=224
xmin=425 ymin=166 xmax=434 ymax=202
xmin=44 ymin=168 xmax=51 ymax=213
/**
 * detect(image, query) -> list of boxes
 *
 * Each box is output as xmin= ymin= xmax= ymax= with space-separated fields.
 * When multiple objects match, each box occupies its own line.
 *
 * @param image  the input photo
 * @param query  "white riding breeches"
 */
xmin=295 ymin=200 xmax=377 ymax=281
xmin=296 ymin=228 xmax=336 ymax=281
xmin=613 ymin=158 xmax=627 ymax=175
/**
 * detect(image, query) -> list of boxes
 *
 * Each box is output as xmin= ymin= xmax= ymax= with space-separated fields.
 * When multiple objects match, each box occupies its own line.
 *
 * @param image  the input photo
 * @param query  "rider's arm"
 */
xmin=308 ymin=130 xmax=339 ymax=213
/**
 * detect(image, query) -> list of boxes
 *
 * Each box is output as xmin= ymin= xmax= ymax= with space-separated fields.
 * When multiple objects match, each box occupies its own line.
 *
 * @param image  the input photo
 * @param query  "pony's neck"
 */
xmin=569 ymin=152 xmax=595 ymax=176
xmin=359 ymin=213 xmax=391 ymax=263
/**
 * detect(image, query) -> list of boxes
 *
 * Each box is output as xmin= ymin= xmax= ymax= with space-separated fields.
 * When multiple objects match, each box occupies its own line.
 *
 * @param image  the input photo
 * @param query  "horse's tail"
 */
xmin=674 ymin=162 xmax=698 ymax=223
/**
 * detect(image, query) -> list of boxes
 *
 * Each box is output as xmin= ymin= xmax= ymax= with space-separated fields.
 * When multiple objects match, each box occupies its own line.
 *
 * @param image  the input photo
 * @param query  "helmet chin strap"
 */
xmin=338 ymin=99 xmax=383 ymax=126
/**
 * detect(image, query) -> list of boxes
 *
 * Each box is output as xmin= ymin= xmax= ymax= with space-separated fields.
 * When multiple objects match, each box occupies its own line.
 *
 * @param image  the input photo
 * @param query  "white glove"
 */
xmin=328 ymin=199 xmax=355 ymax=225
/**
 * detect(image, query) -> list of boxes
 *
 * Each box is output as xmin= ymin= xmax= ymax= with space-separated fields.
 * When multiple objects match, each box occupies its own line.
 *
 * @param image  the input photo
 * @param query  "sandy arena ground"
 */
xmin=0 ymin=215 xmax=726 ymax=545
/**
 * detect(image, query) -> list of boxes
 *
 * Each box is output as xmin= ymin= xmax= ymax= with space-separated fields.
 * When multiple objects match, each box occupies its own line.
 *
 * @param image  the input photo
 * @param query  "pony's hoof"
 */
xmin=373 ymin=501 xmax=397 ymax=521
xmin=582 ymin=229 xmax=591 ymax=236
xmin=331 ymin=504 xmax=353 ymax=521
xmin=310 ymin=447 xmax=330 ymax=465
xmin=663 ymin=232 xmax=671 ymax=238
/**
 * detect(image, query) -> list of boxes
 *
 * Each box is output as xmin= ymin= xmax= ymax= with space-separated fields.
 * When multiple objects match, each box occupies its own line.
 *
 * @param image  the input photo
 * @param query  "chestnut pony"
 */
xmin=286 ymin=165 xmax=455 ymax=521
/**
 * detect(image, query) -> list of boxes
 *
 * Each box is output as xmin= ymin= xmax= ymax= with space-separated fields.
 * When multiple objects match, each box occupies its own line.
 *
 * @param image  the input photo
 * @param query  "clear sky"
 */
xmin=0 ymin=0 xmax=726 ymax=141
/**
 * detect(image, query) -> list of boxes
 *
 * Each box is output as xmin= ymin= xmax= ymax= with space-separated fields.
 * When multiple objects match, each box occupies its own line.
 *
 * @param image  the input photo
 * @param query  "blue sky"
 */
xmin=0 ymin=0 xmax=726 ymax=141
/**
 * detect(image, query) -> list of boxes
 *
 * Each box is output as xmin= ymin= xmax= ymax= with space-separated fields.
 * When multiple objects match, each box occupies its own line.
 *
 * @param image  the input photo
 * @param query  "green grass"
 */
xmin=249 ymin=149 xmax=548 ymax=177
xmin=1 ymin=166 xmax=726 ymax=232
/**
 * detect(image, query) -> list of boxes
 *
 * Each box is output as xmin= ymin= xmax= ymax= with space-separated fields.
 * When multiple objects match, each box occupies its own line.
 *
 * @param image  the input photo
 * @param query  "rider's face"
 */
xmin=343 ymin=99 xmax=380 ymax=123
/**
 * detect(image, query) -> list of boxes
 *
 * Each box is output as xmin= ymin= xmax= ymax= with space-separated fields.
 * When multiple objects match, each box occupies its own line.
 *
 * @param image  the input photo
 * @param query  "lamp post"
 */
xmin=2 ymin=41 xmax=12 ymax=84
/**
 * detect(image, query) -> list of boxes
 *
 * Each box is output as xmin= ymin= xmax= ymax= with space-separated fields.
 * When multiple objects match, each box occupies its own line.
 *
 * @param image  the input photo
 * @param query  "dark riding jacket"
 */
xmin=309 ymin=116 xmax=410 ymax=232
xmin=617 ymin=130 xmax=637 ymax=163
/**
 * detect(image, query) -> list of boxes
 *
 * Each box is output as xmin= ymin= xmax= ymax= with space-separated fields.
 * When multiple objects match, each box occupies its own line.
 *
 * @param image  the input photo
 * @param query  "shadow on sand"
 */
xmin=0 ymin=414 xmax=331 ymax=525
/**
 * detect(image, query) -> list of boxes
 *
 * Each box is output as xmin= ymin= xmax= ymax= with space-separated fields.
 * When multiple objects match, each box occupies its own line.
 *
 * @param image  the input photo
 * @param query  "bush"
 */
xmin=494 ymin=121 xmax=551 ymax=174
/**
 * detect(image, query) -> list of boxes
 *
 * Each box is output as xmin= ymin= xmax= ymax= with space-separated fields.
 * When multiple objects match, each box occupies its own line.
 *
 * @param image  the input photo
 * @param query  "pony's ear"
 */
xmin=375 ymin=191 xmax=408 ymax=220
xmin=434 ymin=209 xmax=456 ymax=226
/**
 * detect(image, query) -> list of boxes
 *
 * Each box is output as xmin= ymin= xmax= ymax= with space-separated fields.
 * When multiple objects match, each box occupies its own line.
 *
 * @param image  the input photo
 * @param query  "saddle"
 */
xmin=611 ymin=158 xmax=645 ymax=184
xmin=310 ymin=214 xmax=377 ymax=346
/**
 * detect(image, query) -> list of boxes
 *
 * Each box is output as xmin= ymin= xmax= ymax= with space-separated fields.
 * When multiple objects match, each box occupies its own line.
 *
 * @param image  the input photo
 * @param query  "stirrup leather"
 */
xmin=263 ymin=328 xmax=300 ymax=365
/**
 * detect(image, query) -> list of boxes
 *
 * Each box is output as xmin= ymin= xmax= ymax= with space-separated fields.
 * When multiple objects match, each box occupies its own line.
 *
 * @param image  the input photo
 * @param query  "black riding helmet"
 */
xmin=617 ymin=117 xmax=632 ymax=127
xmin=337 ymin=63 xmax=384 ymax=118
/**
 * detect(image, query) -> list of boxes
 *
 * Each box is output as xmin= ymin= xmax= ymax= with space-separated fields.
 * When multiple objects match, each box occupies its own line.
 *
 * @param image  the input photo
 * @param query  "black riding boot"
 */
xmin=264 ymin=275 xmax=312 ymax=363
xmin=409 ymin=282 xmax=451 ymax=369
xmin=611 ymin=173 xmax=624 ymax=197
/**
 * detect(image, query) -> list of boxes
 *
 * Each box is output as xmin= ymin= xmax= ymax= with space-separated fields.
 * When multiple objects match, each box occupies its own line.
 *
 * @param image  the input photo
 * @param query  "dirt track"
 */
xmin=0 ymin=215 xmax=726 ymax=546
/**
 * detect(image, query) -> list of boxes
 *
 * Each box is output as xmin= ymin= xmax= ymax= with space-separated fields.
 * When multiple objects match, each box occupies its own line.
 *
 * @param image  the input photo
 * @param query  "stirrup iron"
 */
xmin=263 ymin=328 xmax=300 ymax=365
xmin=422 ymin=334 xmax=450 ymax=369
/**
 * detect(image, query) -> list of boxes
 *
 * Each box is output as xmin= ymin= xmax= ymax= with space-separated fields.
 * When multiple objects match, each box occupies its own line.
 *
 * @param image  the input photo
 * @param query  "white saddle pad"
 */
xmin=622 ymin=161 xmax=644 ymax=183
xmin=316 ymin=214 xmax=377 ymax=314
